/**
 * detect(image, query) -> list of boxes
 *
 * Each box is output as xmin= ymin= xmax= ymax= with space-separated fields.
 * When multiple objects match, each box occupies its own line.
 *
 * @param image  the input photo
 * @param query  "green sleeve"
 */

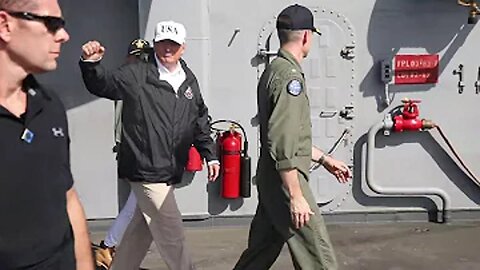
xmin=267 ymin=72 xmax=306 ymax=171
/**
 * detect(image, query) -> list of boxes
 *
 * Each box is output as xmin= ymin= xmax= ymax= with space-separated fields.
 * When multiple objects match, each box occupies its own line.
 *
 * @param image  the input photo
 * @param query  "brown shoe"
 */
xmin=95 ymin=241 xmax=115 ymax=269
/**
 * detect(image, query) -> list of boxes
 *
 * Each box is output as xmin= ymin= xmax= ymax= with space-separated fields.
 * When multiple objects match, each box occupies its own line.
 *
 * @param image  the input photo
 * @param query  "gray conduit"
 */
xmin=366 ymin=116 xmax=451 ymax=223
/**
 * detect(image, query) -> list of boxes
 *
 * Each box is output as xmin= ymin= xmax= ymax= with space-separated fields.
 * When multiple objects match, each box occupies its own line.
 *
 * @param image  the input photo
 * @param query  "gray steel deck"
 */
xmin=89 ymin=220 xmax=480 ymax=270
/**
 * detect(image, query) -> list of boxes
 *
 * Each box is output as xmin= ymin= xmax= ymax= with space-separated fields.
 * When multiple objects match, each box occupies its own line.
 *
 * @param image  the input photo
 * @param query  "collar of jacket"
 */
xmin=146 ymin=56 xmax=195 ymax=89
xmin=277 ymin=49 xmax=303 ymax=74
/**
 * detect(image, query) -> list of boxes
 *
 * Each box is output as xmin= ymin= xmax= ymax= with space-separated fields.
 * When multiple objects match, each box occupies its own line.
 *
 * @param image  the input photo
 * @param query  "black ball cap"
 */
xmin=276 ymin=4 xmax=321 ymax=35
xmin=128 ymin=39 xmax=151 ymax=56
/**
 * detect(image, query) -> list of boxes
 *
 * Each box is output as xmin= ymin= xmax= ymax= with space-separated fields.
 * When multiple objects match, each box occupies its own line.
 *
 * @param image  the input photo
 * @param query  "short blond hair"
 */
xmin=0 ymin=0 xmax=38 ymax=10
xmin=277 ymin=29 xmax=304 ymax=46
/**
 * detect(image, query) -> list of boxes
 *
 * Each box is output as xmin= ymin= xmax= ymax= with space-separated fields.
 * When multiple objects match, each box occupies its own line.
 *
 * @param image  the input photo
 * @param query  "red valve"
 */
xmin=393 ymin=98 xmax=423 ymax=132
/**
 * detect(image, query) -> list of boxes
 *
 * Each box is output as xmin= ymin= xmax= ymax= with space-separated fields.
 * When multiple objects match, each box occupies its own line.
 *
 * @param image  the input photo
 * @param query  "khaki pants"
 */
xmin=110 ymin=182 xmax=195 ymax=270
xmin=234 ymin=170 xmax=337 ymax=270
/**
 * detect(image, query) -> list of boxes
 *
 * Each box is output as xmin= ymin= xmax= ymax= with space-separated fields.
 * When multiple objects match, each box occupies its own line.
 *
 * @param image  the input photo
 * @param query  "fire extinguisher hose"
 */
xmin=433 ymin=125 xmax=480 ymax=187
xmin=210 ymin=119 xmax=249 ymax=153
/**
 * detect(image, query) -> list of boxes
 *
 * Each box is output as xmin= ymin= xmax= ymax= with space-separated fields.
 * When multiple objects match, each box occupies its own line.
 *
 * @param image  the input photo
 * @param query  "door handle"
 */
xmin=257 ymin=49 xmax=277 ymax=57
xmin=319 ymin=110 xmax=338 ymax=118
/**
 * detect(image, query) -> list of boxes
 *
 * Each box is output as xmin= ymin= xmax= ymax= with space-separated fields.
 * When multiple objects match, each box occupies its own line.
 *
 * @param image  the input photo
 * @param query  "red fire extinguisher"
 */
xmin=219 ymin=130 xmax=242 ymax=198
xmin=212 ymin=120 xmax=251 ymax=199
xmin=186 ymin=145 xmax=203 ymax=172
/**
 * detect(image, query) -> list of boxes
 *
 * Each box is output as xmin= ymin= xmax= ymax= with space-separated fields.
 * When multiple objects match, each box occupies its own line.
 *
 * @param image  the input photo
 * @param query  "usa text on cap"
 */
xmin=154 ymin=21 xmax=187 ymax=44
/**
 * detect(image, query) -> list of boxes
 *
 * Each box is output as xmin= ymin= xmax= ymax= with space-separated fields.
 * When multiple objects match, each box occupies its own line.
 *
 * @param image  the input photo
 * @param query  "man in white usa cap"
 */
xmin=79 ymin=20 xmax=220 ymax=270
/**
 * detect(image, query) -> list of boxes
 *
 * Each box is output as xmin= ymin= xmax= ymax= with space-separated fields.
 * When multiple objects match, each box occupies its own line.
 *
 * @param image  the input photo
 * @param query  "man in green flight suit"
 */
xmin=233 ymin=4 xmax=351 ymax=270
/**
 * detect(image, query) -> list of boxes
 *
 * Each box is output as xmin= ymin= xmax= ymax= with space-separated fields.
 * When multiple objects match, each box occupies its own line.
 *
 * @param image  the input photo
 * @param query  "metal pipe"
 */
xmin=366 ymin=117 xmax=451 ymax=223
xmin=384 ymin=84 xmax=391 ymax=106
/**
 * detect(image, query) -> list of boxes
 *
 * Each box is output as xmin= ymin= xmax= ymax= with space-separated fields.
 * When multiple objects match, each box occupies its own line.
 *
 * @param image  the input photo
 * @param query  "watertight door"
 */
xmin=257 ymin=8 xmax=356 ymax=211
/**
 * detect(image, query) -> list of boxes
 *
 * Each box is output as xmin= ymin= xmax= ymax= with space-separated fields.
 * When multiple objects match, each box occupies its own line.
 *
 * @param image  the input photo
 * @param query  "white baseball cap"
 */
xmin=153 ymin=21 xmax=186 ymax=44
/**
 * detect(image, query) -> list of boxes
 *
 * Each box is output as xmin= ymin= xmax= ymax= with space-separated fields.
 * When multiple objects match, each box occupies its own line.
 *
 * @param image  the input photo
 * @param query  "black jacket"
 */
xmin=79 ymin=56 xmax=216 ymax=184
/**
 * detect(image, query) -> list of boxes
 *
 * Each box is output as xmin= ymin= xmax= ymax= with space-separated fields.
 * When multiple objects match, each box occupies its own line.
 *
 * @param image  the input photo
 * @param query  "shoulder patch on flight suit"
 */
xmin=287 ymin=79 xmax=302 ymax=96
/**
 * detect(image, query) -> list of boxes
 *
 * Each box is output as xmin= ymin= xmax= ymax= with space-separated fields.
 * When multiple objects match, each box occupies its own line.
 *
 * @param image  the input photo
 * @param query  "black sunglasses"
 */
xmin=3 ymin=10 xmax=65 ymax=33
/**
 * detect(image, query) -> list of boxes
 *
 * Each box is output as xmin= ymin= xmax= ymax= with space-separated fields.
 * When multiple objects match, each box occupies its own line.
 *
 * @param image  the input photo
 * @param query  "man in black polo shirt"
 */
xmin=0 ymin=0 xmax=94 ymax=269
